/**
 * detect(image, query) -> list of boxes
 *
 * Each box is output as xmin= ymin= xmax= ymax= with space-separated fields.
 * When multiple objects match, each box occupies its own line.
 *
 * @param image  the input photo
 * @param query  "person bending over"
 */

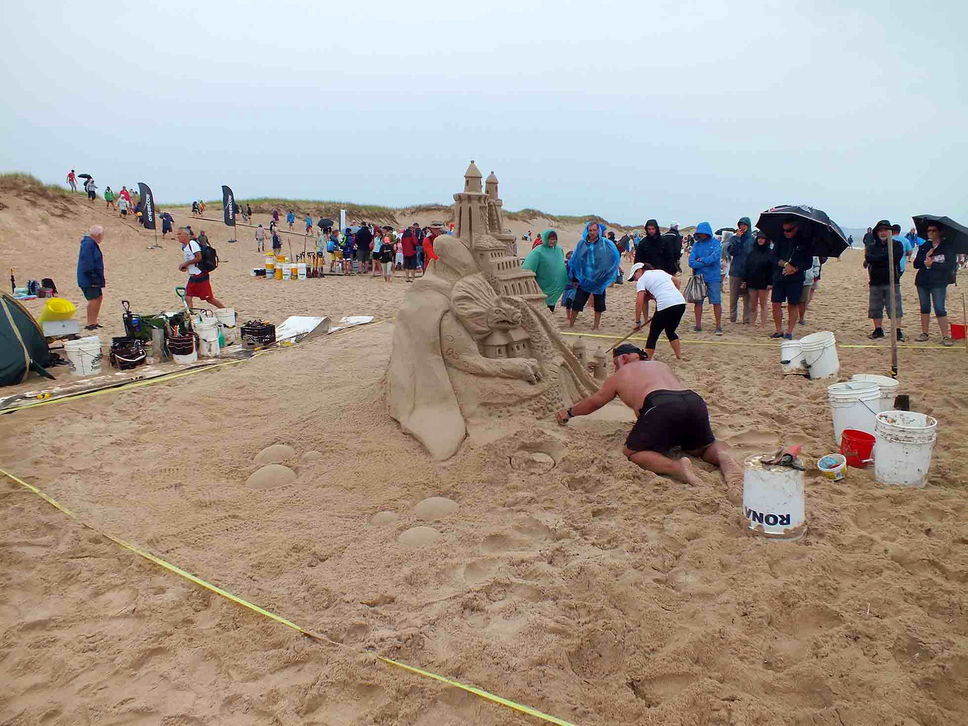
xmin=556 ymin=345 xmax=742 ymax=488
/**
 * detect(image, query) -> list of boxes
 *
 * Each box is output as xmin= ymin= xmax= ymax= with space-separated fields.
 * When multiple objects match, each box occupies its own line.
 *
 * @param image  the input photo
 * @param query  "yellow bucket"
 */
xmin=38 ymin=297 xmax=77 ymax=322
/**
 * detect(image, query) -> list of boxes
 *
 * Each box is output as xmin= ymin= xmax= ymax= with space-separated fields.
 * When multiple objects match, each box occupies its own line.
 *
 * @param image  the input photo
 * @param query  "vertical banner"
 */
xmin=222 ymin=185 xmax=236 ymax=227
xmin=138 ymin=182 xmax=156 ymax=230
xmin=339 ymin=208 xmax=347 ymax=234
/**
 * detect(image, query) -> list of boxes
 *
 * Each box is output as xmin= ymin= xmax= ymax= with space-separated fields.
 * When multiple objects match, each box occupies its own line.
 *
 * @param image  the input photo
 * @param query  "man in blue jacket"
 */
xmin=76 ymin=225 xmax=105 ymax=330
xmin=687 ymin=221 xmax=722 ymax=333
xmin=726 ymin=216 xmax=754 ymax=325
xmin=770 ymin=217 xmax=814 ymax=339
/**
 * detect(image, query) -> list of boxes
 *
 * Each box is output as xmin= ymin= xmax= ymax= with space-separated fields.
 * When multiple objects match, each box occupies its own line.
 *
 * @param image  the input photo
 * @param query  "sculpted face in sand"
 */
xmin=387 ymin=163 xmax=597 ymax=459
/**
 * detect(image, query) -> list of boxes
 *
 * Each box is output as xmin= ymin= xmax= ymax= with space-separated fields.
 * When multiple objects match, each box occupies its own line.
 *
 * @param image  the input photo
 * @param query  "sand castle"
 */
xmin=388 ymin=162 xmax=598 ymax=459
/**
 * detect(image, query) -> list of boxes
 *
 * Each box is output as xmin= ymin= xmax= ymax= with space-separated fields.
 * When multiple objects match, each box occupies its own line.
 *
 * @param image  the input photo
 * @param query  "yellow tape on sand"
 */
xmin=560 ymin=330 xmax=959 ymax=350
xmin=0 ymin=468 xmax=576 ymax=726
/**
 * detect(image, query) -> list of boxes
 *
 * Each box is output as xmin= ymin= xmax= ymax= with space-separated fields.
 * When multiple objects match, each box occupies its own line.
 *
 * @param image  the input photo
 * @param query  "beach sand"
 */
xmin=1 ymin=180 xmax=966 ymax=724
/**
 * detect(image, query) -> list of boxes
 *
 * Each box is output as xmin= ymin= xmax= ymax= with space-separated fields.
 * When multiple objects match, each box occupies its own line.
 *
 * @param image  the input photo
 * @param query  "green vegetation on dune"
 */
xmin=0 ymin=172 xmax=73 ymax=200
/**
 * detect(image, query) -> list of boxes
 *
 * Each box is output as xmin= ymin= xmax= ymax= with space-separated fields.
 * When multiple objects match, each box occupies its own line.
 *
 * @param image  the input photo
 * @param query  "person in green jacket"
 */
xmin=103 ymin=187 xmax=116 ymax=210
xmin=522 ymin=229 xmax=568 ymax=312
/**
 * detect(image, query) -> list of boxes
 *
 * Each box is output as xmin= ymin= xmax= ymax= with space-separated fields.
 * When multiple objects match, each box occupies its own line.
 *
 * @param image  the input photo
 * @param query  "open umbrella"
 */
xmin=319 ymin=218 xmax=334 ymax=228
xmin=715 ymin=227 xmax=737 ymax=235
xmin=78 ymin=173 xmax=93 ymax=180
xmin=756 ymin=205 xmax=849 ymax=258
xmin=912 ymin=215 xmax=968 ymax=254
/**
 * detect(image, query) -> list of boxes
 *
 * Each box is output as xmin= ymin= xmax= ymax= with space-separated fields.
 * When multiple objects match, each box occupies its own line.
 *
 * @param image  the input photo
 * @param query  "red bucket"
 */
xmin=840 ymin=429 xmax=875 ymax=468
xmin=951 ymin=323 xmax=966 ymax=340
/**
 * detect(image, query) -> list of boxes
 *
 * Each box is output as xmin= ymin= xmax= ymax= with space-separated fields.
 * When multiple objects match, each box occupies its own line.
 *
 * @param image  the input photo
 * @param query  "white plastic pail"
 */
xmin=874 ymin=411 xmax=937 ymax=487
xmin=780 ymin=340 xmax=805 ymax=375
xmin=800 ymin=331 xmax=839 ymax=379
xmin=297 ymin=263 xmax=307 ymax=280
xmin=828 ymin=381 xmax=880 ymax=445
xmin=851 ymin=374 xmax=899 ymax=413
xmin=742 ymin=454 xmax=806 ymax=539
xmin=195 ymin=319 xmax=220 ymax=358
xmin=63 ymin=336 xmax=102 ymax=376
xmin=215 ymin=308 xmax=238 ymax=345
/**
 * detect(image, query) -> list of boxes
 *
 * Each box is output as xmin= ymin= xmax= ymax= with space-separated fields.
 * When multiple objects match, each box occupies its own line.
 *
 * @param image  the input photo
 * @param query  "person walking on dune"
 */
xmin=77 ymin=225 xmax=106 ymax=330
xmin=556 ymin=345 xmax=742 ymax=489
xmin=67 ymin=169 xmax=77 ymax=192
xmin=287 ymin=210 xmax=295 ymax=231
xmin=255 ymin=224 xmax=266 ymax=253
xmin=177 ymin=227 xmax=225 ymax=310
xmin=160 ymin=211 xmax=174 ymax=238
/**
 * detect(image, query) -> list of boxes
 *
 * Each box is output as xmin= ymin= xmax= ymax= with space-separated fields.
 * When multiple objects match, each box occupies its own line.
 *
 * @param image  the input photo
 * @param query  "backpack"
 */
xmin=198 ymin=244 xmax=219 ymax=272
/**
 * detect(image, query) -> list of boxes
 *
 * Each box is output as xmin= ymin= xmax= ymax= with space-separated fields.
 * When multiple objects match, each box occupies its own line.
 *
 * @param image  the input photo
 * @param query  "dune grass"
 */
xmin=0 ymin=172 xmax=74 ymax=199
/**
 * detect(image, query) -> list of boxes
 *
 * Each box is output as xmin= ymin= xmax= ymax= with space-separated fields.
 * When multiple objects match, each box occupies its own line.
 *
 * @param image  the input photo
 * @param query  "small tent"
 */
xmin=1 ymin=291 xmax=53 ymax=385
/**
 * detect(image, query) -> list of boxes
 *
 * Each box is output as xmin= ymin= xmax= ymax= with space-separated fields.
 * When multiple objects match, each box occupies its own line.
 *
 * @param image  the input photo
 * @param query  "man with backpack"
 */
xmin=176 ymin=227 xmax=225 ymax=309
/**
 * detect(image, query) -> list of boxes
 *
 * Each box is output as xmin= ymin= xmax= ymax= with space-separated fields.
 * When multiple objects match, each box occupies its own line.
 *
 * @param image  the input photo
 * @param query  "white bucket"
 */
xmin=874 ymin=411 xmax=938 ymax=488
xmin=297 ymin=263 xmax=307 ymax=280
xmin=851 ymin=374 xmax=899 ymax=413
xmin=742 ymin=454 xmax=806 ymax=539
xmin=215 ymin=308 xmax=238 ymax=345
xmin=800 ymin=331 xmax=839 ymax=379
xmin=172 ymin=350 xmax=198 ymax=364
xmin=828 ymin=381 xmax=880 ymax=445
xmin=195 ymin=319 xmax=221 ymax=358
xmin=63 ymin=336 xmax=103 ymax=376
xmin=779 ymin=339 xmax=805 ymax=375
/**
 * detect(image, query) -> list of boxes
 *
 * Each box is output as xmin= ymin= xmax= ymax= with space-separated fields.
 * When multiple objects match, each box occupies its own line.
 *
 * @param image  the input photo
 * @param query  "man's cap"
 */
xmin=755 ymin=229 xmax=769 ymax=239
xmin=873 ymin=219 xmax=892 ymax=233
xmin=670 ymin=221 xmax=680 ymax=229
xmin=613 ymin=343 xmax=646 ymax=358
xmin=627 ymin=262 xmax=646 ymax=281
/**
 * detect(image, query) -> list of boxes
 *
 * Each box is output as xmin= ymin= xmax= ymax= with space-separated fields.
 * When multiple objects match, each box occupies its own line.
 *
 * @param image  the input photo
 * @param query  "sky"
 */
xmin=1 ymin=0 xmax=965 ymax=229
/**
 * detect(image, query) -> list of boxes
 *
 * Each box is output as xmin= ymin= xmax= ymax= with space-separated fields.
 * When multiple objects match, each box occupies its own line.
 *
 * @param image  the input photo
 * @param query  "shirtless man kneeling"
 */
xmin=556 ymin=344 xmax=742 ymax=488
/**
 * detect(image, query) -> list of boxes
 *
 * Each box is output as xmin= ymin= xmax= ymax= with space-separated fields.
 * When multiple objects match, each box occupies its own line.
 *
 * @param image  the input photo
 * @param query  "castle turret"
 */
xmin=485 ymin=171 xmax=499 ymax=200
xmin=464 ymin=160 xmax=483 ymax=194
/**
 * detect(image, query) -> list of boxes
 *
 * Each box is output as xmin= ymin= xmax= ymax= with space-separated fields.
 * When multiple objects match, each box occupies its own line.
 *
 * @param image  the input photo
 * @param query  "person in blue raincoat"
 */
xmin=687 ymin=221 xmax=723 ymax=333
xmin=566 ymin=221 xmax=621 ymax=330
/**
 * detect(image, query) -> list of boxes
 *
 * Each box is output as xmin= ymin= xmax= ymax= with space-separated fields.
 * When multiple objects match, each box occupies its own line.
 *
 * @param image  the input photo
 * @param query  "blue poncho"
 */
xmin=567 ymin=222 xmax=621 ymax=295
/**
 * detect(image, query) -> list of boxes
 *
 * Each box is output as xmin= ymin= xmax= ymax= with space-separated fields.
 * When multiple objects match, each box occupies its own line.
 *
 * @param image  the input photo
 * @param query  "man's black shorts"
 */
xmin=572 ymin=287 xmax=606 ymax=313
xmin=403 ymin=255 xmax=417 ymax=270
xmin=625 ymin=389 xmax=715 ymax=453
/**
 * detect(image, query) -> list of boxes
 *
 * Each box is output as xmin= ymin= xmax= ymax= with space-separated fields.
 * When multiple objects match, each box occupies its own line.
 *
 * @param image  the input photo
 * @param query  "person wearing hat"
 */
xmin=864 ymin=219 xmax=905 ymax=340
xmin=726 ymin=217 xmax=754 ymax=324
xmin=628 ymin=262 xmax=686 ymax=360
xmin=555 ymin=345 xmax=742 ymax=488
xmin=770 ymin=216 xmax=814 ymax=339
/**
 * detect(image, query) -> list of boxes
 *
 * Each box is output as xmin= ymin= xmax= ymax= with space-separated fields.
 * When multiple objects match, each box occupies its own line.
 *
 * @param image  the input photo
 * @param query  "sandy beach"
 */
xmin=1 ymin=178 xmax=967 ymax=724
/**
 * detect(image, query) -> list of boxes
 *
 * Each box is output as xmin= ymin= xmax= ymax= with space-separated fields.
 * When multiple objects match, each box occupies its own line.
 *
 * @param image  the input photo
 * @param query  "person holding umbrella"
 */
xmin=912 ymin=221 xmax=958 ymax=344
xmin=864 ymin=220 xmax=905 ymax=341
xmin=767 ymin=217 xmax=814 ymax=339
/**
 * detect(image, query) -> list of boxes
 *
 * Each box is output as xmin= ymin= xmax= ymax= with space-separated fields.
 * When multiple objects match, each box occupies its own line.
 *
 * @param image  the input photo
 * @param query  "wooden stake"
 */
xmin=886 ymin=234 xmax=899 ymax=378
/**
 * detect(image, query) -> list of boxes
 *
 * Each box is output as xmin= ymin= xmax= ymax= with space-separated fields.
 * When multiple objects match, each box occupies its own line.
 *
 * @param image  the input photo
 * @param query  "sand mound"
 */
xmin=510 ymin=450 xmax=556 ymax=473
xmin=396 ymin=526 xmax=442 ymax=547
xmin=245 ymin=464 xmax=296 ymax=490
xmin=371 ymin=510 xmax=399 ymax=525
xmin=301 ymin=450 xmax=322 ymax=462
xmin=254 ymin=444 xmax=296 ymax=465
xmin=413 ymin=496 xmax=458 ymax=521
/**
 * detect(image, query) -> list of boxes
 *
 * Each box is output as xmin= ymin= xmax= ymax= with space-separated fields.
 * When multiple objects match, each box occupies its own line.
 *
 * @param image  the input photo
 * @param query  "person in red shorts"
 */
xmin=176 ymin=227 xmax=225 ymax=309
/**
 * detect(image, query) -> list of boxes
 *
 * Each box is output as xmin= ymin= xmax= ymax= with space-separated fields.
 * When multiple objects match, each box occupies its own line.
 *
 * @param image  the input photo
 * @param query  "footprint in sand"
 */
xmin=246 ymin=464 xmax=296 ymax=490
xmin=414 ymin=496 xmax=458 ymax=521
xmin=397 ymin=526 xmax=441 ymax=547
xmin=254 ymin=444 xmax=296 ymax=465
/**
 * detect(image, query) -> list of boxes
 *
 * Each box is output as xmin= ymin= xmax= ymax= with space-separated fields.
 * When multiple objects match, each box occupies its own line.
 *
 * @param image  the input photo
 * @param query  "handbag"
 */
xmin=683 ymin=274 xmax=707 ymax=303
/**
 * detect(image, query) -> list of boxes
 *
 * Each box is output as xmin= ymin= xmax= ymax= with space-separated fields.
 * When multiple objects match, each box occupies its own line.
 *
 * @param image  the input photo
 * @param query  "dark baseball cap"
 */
xmin=613 ymin=343 xmax=646 ymax=358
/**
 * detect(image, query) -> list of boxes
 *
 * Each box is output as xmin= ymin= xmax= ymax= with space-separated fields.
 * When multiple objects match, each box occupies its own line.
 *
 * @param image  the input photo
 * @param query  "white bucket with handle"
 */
xmin=779 ymin=339 xmax=805 ymax=375
xmin=800 ymin=331 xmax=839 ymax=379
xmin=874 ymin=411 xmax=937 ymax=487
xmin=742 ymin=454 xmax=806 ymax=540
xmin=195 ymin=318 xmax=220 ymax=358
xmin=851 ymin=374 xmax=899 ymax=413
xmin=828 ymin=381 xmax=880 ymax=445
xmin=63 ymin=336 xmax=103 ymax=376
xmin=215 ymin=308 xmax=238 ymax=345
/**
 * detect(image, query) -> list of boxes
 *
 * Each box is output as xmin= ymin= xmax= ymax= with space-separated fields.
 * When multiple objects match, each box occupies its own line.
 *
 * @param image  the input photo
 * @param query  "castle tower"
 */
xmin=454 ymin=161 xmax=487 ymax=243
xmin=485 ymin=171 xmax=499 ymax=200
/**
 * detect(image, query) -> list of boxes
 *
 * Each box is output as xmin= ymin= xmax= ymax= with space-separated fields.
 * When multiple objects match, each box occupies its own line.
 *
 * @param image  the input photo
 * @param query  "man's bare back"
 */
xmin=606 ymin=359 xmax=688 ymax=415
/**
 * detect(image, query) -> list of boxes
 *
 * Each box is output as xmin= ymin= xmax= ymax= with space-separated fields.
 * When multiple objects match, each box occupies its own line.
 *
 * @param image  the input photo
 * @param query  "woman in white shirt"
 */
xmin=628 ymin=262 xmax=687 ymax=360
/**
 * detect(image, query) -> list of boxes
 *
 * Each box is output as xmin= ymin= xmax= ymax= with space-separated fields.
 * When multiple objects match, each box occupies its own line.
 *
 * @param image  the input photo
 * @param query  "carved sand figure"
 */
xmin=387 ymin=162 xmax=597 ymax=459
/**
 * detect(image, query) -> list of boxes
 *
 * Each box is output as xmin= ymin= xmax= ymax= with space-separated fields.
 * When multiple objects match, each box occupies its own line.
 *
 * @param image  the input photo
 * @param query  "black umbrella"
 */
xmin=77 ymin=173 xmax=93 ymax=179
xmin=319 ymin=218 xmax=334 ymax=228
xmin=912 ymin=215 xmax=968 ymax=255
xmin=715 ymin=227 xmax=736 ymax=235
xmin=382 ymin=225 xmax=394 ymax=231
xmin=756 ymin=204 xmax=849 ymax=258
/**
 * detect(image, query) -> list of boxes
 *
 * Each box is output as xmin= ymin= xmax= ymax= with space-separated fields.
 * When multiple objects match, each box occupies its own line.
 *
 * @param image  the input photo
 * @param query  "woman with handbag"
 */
xmin=686 ymin=222 xmax=723 ymax=333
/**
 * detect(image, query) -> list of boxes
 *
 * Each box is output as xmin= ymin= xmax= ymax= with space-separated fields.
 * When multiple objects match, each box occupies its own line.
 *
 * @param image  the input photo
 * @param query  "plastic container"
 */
xmin=195 ymin=318 xmax=221 ymax=358
xmin=780 ymin=339 xmax=805 ymax=375
xmin=828 ymin=381 xmax=880 ymax=445
xmin=742 ymin=454 xmax=806 ymax=539
xmin=800 ymin=331 xmax=839 ymax=379
xmin=168 ymin=335 xmax=197 ymax=364
xmin=874 ymin=411 xmax=938 ymax=487
xmin=840 ymin=429 xmax=875 ymax=468
xmin=274 ymin=266 xmax=283 ymax=280
xmin=37 ymin=298 xmax=77 ymax=323
xmin=215 ymin=308 xmax=238 ymax=345
xmin=851 ymin=373 xmax=900 ymax=413
xmin=951 ymin=323 xmax=966 ymax=340
xmin=817 ymin=453 xmax=847 ymax=481
xmin=297 ymin=263 xmax=307 ymax=280
xmin=63 ymin=336 xmax=102 ymax=376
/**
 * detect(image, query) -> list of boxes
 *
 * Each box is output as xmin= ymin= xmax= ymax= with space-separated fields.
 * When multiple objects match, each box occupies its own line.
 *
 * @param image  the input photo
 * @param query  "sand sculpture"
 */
xmin=388 ymin=162 xmax=598 ymax=460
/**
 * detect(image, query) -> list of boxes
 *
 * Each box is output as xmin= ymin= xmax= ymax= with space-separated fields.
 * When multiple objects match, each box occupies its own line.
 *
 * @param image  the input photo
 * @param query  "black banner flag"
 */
xmin=222 ymin=185 xmax=236 ymax=227
xmin=138 ymin=182 xmax=156 ymax=230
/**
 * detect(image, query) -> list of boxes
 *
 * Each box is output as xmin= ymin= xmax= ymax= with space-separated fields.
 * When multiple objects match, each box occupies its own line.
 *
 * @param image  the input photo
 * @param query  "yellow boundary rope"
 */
xmin=560 ymin=330 xmax=960 ymax=350
xmin=0 ymin=468 xmax=576 ymax=726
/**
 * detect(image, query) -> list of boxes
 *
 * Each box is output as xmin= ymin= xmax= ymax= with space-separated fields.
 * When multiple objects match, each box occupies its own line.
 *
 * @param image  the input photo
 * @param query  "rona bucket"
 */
xmin=742 ymin=454 xmax=806 ymax=539
xmin=817 ymin=453 xmax=847 ymax=481
xmin=874 ymin=411 xmax=938 ymax=488
xmin=63 ymin=336 xmax=102 ymax=376
xmin=840 ymin=429 xmax=875 ymax=468
xmin=851 ymin=374 xmax=899 ymax=413
xmin=800 ymin=331 xmax=839 ymax=379
xmin=828 ymin=381 xmax=880 ymax=445
xmin=779 ymin=340 xmax=805 ymax=375
xmin=215 ymin=308 xmax=238 ymax=345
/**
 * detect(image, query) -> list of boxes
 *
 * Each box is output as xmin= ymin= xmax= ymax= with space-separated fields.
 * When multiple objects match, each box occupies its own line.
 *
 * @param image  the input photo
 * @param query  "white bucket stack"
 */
xmin=195 ymin=318 xmax=221 ymax=358
xmin=851 ymin=374 xmax=899 ymax=413
xmin=63 ymin=336 xmax=103 ymax=376
xmin=827 ymin=381 xmax=880 ymax=445
xmin=742 ymin=455 xmax=806 ymax=539
xmin=874 ymin=411 xmax=938 ymax=487
xmin=215 ymin=308 xmax=238 ymax=345
xmin=799 ymin=331 xmax=839 ymax=379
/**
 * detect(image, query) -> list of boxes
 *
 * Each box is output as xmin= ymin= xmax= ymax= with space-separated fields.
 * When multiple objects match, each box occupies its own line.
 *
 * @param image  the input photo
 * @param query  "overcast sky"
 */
xmin=1 ymin=0 xmax=964 ymax=228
